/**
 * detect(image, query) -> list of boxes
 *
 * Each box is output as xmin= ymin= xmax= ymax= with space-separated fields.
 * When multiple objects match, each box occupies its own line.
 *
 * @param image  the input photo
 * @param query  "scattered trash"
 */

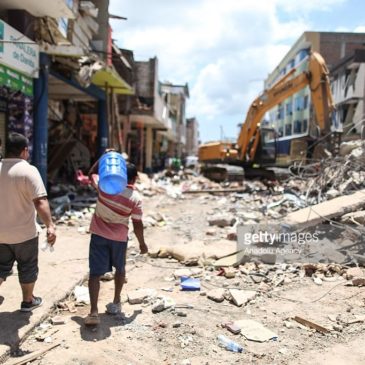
xmin=222 ymin=322 xmax=241 ymax=335
xmin=74 ymin=285 xmax=90 ymax=305
xmin=217 ymin=334 xmax=244 ymax=353
xmin=152 ymin=297 xmax=176 ymax=313
xmin=180 ymin=276 xmax=200 ymax=291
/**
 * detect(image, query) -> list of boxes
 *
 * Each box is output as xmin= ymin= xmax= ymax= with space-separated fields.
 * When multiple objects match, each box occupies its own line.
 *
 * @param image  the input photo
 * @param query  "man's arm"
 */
xmin=132 ymin=220 xmax=148 ymax=254
xmin=33 ymin=197 xmax=56 ymax=245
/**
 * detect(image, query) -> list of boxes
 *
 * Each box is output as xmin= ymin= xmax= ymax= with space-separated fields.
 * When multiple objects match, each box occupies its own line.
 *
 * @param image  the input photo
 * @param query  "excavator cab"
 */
xmin=255 ymin=127 xmax=277 ymax=165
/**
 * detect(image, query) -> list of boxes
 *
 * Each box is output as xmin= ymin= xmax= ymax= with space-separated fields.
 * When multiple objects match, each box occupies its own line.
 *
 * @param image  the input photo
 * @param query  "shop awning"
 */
xmin=0 ymin=0 xmax=75 ymax=18
xmin=91 ymin=67 xmax=134 ymax=95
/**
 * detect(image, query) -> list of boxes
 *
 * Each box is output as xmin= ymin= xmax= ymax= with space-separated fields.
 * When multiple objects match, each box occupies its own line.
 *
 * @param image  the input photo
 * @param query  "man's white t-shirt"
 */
xmin=0 ymin=159 xmax=47 ymax=244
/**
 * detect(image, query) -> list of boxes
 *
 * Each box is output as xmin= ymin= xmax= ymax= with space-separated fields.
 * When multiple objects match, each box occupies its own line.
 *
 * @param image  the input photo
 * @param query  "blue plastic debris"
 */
xmin=180 ymin=276 xmax=200 ymax=291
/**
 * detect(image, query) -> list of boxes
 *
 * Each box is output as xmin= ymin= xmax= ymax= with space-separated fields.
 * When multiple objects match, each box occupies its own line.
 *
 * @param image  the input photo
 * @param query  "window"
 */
xmin=298 ymin=48 xmax=309 ymax=62
xmin=286 ymin=102 xmax=293 ymax=115
xmin=278 ymin=126 xmax=284 ymax=137
xmin=294 ymin=120 xmax=302 ymax=134
xmin=302 ymin=119 xmax=308 ymax=133
xmin=287 ymin=59 xmax=295 ymax=70
xmin=285 ymin=123 xmax=292 ymax=136
xmin=277 ymin=105 xmax=284 ymax=119
xmin=303 ymin=95 xmax=309 ymax=109
xmin=295 ymin=96 xmax=303 ymax=111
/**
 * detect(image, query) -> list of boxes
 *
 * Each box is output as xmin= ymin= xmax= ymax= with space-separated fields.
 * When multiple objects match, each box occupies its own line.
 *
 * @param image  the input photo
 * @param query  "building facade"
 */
xmin=185 ymin=117 xmax=199 ymax=156
xmin=264 ymin=31 xmax=365 ymax=165
xmin=330 ymin=49 xmax=365 ymax=140
xmin=0 ymin=0 xmax=133 ymax=185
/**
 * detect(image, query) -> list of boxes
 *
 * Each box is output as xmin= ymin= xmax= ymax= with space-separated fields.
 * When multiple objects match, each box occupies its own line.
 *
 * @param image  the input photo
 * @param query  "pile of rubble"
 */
xmin=287 ymin=140 xmax=365 ymax=204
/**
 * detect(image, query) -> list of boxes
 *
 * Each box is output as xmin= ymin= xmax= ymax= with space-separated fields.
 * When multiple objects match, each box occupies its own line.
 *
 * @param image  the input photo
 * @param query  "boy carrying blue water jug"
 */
xmin=85 ymin=152 xmax=148 ymax=326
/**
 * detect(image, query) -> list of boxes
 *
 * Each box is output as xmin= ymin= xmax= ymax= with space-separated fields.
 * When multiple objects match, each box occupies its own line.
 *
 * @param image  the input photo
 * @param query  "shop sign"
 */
xmin=0 ymin=63 xmax=33 ymax=96
xmin=0 ymin=20 xmax=39 ymax=78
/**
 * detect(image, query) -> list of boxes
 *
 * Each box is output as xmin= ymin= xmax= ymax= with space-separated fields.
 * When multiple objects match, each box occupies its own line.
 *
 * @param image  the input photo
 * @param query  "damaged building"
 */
xmin=264 ymin=31 xmax=365 ymax=165
xmin=0 ymin=0 xmax=194 ymax=188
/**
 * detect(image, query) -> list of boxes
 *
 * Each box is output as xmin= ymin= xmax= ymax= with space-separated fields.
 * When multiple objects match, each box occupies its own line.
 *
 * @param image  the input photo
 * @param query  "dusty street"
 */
xmin=3 ymin=170 xmax=365 ymax=365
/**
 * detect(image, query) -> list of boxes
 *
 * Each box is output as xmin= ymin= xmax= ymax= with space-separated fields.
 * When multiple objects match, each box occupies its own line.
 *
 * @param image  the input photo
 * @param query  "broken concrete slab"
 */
xmin=346 ymin=267 xmax=364 ymax=279
xmin=207 ymin=288 xmax=226 ymax=303
xmin=229 ymin=289 xmax=256 ymax=307
xmin=128 ymin=288 xmax=157 ymax=304
xmin=213 ymin=251 xmax=249 ymax=267
xmin=233 ymin=319 xmax=278 ymax=342
xmin=150 ymin=240 xmax=236 ymax=266
xmin=174 ymin=269 xmax=193 ymax=278
xmin=208 ymin=215 xmax=236 ymax=227
xmin=284 ymin=189 xmax=365 ymax=229
xmin=340 ymin=210 xmax=365 ymax=225
xmin=352 ymin=277 xmax=365 ymax=286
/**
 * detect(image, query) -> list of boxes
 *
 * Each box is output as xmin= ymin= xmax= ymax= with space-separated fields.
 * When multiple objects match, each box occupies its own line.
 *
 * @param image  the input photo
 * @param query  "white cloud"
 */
xmin=354 ymin=26 xmax=365 ymax=32
xmin=109 ymin=0 xmax=352 ymax=141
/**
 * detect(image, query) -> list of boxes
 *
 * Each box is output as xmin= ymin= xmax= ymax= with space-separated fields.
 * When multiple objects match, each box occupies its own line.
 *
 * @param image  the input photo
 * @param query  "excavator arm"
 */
xmin=236 ymin=51 xmax=335 ymax=162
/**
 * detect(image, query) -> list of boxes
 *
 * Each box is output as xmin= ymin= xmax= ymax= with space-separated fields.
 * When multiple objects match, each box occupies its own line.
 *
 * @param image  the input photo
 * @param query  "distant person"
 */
xmin=0 ymin=132 xmax=56 ymax=311
xmin=85 ymin=161 xmax=148 ymax=326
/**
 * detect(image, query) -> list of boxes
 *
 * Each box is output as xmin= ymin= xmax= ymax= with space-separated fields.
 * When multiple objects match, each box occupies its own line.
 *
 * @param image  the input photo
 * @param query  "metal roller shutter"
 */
xmin=0 ymin=112 xmax=5 ymax=157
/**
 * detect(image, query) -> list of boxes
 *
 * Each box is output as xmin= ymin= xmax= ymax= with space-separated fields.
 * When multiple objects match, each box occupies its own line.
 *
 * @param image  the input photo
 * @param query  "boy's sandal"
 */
xmin=84 ymin=314 xmax=100 ymax=326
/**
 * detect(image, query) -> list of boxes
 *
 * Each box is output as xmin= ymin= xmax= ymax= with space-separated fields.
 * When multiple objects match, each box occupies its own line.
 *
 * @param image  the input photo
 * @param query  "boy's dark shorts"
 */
xmin=0 ymin=236 xmax=39 ymax=283
xmin=89 ymin=234 xmax=128 ymax=276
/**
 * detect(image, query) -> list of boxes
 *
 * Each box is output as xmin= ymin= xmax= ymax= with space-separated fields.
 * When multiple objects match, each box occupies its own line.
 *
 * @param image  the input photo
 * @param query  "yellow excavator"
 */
xmin=198 ymin=51 xmax=336 ymax=181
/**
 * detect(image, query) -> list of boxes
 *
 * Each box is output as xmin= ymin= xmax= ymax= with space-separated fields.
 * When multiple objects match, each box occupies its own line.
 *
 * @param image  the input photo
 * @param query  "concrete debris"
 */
xmin=233 ymin=319 xmax=278 ymax=342
xmin=207 ymin=288 xmax=226 ymax=303
xmin=229 ymin=289 xmax=256 ymax=307
xmin=339 ymin=140 xmax=364 ymax=156
xmin=284 ymin=189 xmax=365 ymax=229
xmin=352 ymin=277 xmax=365 ymax=286
xmin=128 ymin=288 xmax=157 ymax=305
xmin=340 ymin=210 xmax=365 ymax=225
xmin=151 ymin=296 xmax=175 ymax=313
xmin=208 ymin=215 xmax=236 ymax=227
xmin=174 ymin=269 xmax=193 ymax=278
xmin=346 ymin=267 xmax=364 ymax=279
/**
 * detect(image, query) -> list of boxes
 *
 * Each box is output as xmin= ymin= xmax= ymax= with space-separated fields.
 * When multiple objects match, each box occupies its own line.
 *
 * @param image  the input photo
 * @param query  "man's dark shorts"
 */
xmin=89 ymin=234 xmax=128 ymax=276
xmin=0 ymin=237 xmax=39 ymax=283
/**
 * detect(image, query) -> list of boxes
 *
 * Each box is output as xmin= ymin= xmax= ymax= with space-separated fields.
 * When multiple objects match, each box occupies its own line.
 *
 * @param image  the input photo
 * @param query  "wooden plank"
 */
xmin=40 ymin=44 xmax=85 ymax=57
xmin=293 ymin=316 xmax=330 ymax=334
xmin=7 ymin=343 xmax=61 ymax=365
xmin=182 ymin=188 xmax=247 ymax=194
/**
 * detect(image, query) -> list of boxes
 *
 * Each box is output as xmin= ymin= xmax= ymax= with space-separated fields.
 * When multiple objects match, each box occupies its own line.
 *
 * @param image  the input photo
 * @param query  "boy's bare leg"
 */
xmin=88 ymin=276 xmax=100 ymax=315
xmin=113 ymin=271 xmax=125 ymax=304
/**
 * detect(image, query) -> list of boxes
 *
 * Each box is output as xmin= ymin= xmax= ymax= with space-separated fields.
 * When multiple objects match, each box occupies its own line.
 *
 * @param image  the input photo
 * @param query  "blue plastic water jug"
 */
xmin=98 ymin=151 xmax=127 ymax=195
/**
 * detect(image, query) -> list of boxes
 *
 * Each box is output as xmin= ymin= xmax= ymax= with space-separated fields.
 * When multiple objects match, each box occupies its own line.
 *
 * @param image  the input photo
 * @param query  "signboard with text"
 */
xmin=0 ymin=20 xmax=39 ymax=78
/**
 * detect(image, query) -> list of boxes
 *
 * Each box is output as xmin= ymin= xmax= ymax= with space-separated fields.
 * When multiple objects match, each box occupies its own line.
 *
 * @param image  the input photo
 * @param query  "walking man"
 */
xmin=0 ymin=132 xmax=56 ymax=311
xmin=86 ymin=161 xmax=148 ymax=325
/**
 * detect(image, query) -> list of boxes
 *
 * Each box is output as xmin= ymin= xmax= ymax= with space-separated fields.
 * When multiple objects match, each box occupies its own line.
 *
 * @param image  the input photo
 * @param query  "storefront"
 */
xmin=0 ymin=19 xmax=39 ymax=157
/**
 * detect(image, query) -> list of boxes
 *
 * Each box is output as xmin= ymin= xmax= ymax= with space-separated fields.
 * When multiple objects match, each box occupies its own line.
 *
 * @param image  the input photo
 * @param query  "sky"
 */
xmin=109 ymin=0 xmax=365 ymax=143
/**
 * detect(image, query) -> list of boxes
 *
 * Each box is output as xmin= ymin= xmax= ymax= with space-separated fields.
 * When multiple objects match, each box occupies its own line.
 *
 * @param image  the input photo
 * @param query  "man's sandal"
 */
xmin=84 ymin=314 xmax=100 ymax=326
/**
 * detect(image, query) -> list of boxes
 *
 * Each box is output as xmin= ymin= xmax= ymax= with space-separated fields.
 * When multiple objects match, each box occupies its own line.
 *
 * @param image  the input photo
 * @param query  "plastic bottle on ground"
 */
xmin=217 ymin=334 xmax=244 ymax=353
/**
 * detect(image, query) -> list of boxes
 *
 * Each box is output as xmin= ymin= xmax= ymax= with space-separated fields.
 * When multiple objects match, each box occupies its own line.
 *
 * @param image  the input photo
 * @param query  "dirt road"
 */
xmin=3 ymin=192 xmax=365 ymax=365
